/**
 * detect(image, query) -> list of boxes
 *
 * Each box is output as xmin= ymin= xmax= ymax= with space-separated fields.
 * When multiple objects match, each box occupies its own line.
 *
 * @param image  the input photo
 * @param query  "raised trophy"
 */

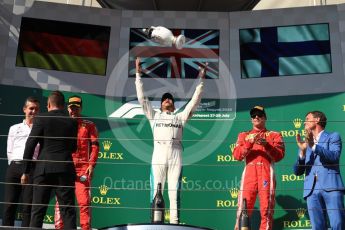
xmin=143 ymin=26 xmax=185 ymax=49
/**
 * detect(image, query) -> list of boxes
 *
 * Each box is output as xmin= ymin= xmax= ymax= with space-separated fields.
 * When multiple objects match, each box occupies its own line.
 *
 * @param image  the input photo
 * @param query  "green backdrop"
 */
xmin=1 ymin=84 xmax=345 ymax=230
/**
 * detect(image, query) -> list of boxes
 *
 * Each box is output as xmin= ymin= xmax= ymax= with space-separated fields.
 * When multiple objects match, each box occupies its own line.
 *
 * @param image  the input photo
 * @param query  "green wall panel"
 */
xmin=1 ymin=85 xmax=345 ymax=229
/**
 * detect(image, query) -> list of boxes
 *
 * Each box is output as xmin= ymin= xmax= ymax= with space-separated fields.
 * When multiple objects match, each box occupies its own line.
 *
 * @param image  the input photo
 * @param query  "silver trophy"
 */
xmin=143 ymin=26 xmax=185 ymax=50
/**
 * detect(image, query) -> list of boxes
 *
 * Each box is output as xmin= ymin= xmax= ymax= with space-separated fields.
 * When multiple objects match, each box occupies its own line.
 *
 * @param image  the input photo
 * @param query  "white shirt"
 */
xmin=7 ymin=120 xmax=40 ymax=165
xmin=135 ymin=73 xmax=204 ymax=147
xmin=311 ymin=130 xmax=324 ymax=151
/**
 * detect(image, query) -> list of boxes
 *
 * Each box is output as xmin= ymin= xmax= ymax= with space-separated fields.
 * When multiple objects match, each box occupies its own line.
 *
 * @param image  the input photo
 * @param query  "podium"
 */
xmin=100 ymin=223 xmax=214 ymax=230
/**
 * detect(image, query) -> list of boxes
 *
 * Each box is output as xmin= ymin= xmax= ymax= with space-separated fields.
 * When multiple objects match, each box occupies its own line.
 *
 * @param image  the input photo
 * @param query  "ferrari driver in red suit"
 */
xmin=55 ymin=95 xmax=99 ymax=230
xmin=234 ymin=106 xmax=285 ymax=230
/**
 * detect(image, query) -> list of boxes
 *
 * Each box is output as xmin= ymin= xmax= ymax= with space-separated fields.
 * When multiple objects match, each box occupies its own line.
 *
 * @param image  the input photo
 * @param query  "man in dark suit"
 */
xmin=21 ymin=90 xmax=78 ymax=229
xmin=294 ymin=111 xmax=345 ymax=230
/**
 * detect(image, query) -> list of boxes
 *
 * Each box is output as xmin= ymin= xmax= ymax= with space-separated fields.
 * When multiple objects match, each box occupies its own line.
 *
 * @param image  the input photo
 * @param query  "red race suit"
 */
xmin=233 ymin=128 xmax=285 ymax=230
xmin=55 ymin=119 xmax=99 ymax=230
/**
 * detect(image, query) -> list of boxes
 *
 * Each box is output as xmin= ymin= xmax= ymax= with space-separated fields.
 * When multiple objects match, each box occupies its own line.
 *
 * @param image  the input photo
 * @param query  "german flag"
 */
xmin=16 ymin=17 xmax=110 ymax=76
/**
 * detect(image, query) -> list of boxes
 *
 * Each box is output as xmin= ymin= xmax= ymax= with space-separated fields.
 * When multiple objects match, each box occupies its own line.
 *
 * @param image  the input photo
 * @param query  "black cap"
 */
xmin=250 ymin=105 xmax=266 ymax=117
xmin=161 ymin=92 xmax=174 ymax=104
xmin=68 ymin=95 xmax=82 ymax=108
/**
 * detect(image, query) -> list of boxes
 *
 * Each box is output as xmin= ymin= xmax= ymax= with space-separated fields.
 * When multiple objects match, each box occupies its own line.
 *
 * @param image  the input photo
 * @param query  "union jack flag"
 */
xmin=128 ymin=28 xmax=219 ymax=79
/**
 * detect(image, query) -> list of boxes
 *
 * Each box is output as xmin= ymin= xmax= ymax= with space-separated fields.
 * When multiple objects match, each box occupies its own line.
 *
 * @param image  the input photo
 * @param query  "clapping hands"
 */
xmin=296 ymin=129 xmax=314 ymax=158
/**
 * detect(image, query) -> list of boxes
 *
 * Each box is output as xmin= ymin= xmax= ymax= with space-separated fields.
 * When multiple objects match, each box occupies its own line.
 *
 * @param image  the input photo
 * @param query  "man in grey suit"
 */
xmin=21 ymin=90 xmax=78 ymax=229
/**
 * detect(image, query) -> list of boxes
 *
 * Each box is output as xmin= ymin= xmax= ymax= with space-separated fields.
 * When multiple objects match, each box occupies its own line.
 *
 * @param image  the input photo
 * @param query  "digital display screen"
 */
xmin=128 ymin=28 xmax=220 ymax=79
xmin=240 ymin=23 xmax=331 ymax=78
xmin=16 ymin=17 xmax=111 ymax=76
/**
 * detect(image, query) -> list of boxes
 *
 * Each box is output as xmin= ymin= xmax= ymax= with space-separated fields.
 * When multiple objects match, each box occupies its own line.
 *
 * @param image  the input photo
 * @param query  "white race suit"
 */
xmin=135 ymin=73 xmax=204 ymax=224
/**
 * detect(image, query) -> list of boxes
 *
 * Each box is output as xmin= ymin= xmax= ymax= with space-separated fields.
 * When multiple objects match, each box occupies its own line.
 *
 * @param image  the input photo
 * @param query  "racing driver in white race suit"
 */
xmin=135 ymin=57 xmax=207 ymax=224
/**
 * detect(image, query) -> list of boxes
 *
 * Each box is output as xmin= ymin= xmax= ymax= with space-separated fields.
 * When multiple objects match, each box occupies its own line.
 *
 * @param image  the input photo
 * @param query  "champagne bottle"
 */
xmin=151 ymin=183 xmax=165 ymax=224
xmin=239 ymin=198 xmax=251 ymax=230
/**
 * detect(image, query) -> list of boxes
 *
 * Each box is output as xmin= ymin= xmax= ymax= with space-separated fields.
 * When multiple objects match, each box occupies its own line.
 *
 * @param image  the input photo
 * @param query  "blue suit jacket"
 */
xmin=293 ymin=131 xmax=345 ymax=198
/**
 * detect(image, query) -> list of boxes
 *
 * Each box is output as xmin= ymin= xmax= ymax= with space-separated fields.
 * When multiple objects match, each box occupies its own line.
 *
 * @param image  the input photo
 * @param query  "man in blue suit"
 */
xmin=294 ymin=111 xmax=345 ymax=230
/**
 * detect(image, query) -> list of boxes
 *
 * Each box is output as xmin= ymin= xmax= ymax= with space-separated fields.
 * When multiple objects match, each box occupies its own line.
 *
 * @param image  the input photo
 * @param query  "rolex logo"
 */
xmin=164 ymin=210 xmax=170 ymax=222
xmin=293 ymin=118 xmax=302 ymax=129
xmin=229 ymin=143 xmax=236 ymax=153
xmin=102 ymin=140 xmax=112 ymax=151
xmin=229 ymin=187 xmax=239 ymax=199
xmin=296 ymin=208 xmax=306 ymax=219
xmin=99 ymin=185 xmax=109 ymax=196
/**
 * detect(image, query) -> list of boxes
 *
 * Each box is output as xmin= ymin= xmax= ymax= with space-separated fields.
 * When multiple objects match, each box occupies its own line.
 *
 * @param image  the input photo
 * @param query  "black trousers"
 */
xmin=2 ymin=161 xmax=33 ymax=227
xmin=30 ymin=172 xmax=76 ymax=229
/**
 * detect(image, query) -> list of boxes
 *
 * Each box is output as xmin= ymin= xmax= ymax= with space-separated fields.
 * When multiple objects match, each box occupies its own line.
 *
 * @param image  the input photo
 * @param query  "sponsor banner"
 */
xmin=2 ymin=84 xmax=345 ymax=229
